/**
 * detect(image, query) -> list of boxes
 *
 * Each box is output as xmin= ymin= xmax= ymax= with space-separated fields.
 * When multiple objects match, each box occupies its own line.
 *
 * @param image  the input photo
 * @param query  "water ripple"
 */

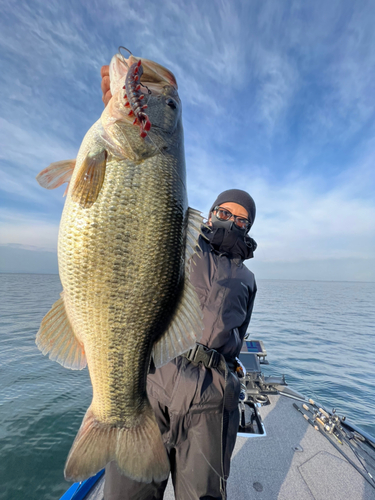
xmin=0 ymin=274 xmax=374 ymax=499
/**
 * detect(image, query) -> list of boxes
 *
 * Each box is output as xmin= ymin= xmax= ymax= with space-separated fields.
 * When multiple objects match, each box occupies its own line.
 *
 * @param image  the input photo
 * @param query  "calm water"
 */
xmin=0 ymin=274 xmax=374 ymax=499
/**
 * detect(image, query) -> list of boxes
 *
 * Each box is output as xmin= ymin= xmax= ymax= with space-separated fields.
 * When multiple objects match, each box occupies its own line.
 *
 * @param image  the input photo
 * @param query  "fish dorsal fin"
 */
xmin=36 ymin=159 xmax=76 ymax=190
xmin=152 ymin=208 xmax=204 ymax=368
xmin=71 ymin=148 xmax=107 ymax=209
xmin=36 ymin=293 xmax=87 ymax=370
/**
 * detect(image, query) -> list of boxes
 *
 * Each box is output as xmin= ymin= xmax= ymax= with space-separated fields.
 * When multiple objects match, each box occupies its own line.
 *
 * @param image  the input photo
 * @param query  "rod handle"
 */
xmin=319 ymin=408 xmax=330 ymax=419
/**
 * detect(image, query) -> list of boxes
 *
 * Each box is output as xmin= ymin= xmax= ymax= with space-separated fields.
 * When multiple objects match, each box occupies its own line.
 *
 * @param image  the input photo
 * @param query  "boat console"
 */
xmin=237 ymin=339 xmax=288 ymax=437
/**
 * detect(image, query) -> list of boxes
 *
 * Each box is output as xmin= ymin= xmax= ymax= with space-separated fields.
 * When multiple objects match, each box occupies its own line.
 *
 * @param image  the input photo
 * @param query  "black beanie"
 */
xmin=209 ymin=189 xmax=256 ymax=225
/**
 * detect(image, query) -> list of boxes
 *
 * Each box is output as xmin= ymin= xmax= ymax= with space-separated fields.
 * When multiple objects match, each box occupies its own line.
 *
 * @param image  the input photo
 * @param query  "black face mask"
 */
xmin=205 ymin=214 xmax=257 ymax=260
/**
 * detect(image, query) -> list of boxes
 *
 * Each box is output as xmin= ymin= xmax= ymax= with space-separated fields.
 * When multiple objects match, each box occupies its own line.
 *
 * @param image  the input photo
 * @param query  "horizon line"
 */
xmin=0 ymin=272 xmax=374 ymax=284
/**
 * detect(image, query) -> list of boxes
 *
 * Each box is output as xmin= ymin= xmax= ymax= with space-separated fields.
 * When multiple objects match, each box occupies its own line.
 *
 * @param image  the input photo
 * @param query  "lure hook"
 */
xmin=118 ymin=46 xmax=133 ymax=67
xmin=119 ymin=46 xmax=132 ymax=56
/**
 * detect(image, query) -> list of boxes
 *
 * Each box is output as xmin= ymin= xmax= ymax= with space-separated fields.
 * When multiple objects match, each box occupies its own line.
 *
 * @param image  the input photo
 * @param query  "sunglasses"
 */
xmin=213 ymin=206 xmax=251 ymax=231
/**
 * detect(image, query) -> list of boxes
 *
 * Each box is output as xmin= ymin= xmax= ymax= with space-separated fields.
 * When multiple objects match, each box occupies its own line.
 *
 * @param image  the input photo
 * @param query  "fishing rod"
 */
xmin=293 ymin=403 xmax=318 ymax=430
xmin=277 ymin=390 xmax=307 ymax=403
xmin=307 ymin=398 xmax=375 ymax=453
xmin=301 ymin=403 xmax=343 ymax=444
xmin=302 ymin=402 xmax=375 ymax=482
xmin=335 ymin=425 xmax=375 ymax=485
xmin=292 ymin=403 xmax=375 ymax=489
xmin=302 ymin=399 xmax=374 ymax=472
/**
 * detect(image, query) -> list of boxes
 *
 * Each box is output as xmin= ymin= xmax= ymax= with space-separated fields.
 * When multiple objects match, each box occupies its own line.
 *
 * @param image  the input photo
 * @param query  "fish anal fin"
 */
xmin=36 ymin=294 xmax=86 ymax=370
xmin=152 ymin=207 xmax=204 ymax=368
xmin=71 ymin=149 xmax=107 ymax=209
xmin=64 ymin=404 xmax=169 ymax=483
xmin=36 ymin=159 xmax=76 ymax=190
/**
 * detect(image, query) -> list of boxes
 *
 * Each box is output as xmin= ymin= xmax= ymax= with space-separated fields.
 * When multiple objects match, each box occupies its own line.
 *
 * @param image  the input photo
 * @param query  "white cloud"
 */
xmin=4 ymin=159 xmax=374 ymax=280
xmin=0 ymin=116 xmax=77 ymax=213
xmin=252 ymin=50 xmax=299 ymax=133
xmin=1 ymin=0 xmax=375 ymax=281
xmin=0 ymin=211 xmax=59 ymax=251
xmin=253 ymin=178 xmax=375 ymax=262
xmin=0 ymin=118 xmax=75 ymax=168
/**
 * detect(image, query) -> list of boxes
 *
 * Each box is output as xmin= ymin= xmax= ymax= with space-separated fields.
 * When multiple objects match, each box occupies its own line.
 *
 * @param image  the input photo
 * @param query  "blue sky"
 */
xmin=1 ymin=0 xmax=375 ymax=280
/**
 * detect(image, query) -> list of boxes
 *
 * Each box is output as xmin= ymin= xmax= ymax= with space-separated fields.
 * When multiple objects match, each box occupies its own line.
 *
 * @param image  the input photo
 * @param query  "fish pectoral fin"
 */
xmin=36 ymin=159 xmax=76 ymax=190
xmin=71 ymin=148 xmax=107 ymax=208
xmin=152 ymin=207 xmax=204 ymax=368
xmin=36 ymin=293 xmax=87 ymax=370
xmin=64 ymin=404 xmax=169 ymax=483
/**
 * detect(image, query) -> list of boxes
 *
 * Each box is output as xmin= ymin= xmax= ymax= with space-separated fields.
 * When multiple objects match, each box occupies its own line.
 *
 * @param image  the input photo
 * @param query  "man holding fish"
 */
xmin=100 ymin=65 xmax=257 ymax=500
xmin=36 ymin=50 xmax=256 ymax=500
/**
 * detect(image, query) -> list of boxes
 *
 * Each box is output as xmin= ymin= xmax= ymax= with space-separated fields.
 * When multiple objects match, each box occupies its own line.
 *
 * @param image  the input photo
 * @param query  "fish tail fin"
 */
xmin=64 ymin=406 xmax=116 ymax=482
xmin=64 ymin=404 xmax=169 ymax=484
xmin=116 ymin=404 xmax=170 ymax=483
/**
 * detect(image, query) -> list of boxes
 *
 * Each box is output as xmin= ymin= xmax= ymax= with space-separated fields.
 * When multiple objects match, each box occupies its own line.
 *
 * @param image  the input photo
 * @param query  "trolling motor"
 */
xmin=237 ymin=339 xmax=287 ymax=436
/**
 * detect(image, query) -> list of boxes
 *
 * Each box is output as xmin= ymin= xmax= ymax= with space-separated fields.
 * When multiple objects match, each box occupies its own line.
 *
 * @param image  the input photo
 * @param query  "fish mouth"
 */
xmin=105 ymin=52 xmax=179 ymax=140
xmin=122 ymin=55 xmax=178 ymax=95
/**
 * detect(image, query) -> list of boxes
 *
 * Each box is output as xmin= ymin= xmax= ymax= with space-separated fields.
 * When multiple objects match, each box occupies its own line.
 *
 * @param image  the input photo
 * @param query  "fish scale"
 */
xmin=36 ymin=52 xmax=204 ymax=484
xmin=60 ymin=153 xmax=185 ymax=420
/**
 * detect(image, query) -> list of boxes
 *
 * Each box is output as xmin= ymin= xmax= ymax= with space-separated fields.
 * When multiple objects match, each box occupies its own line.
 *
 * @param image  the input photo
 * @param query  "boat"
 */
xmin=60 ymin=340 xmax=375 ymax=499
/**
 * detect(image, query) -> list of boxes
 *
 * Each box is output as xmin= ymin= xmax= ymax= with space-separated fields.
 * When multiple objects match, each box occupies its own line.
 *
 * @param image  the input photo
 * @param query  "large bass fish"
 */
xmin=36 ymin=51 xmax=203 ymax=483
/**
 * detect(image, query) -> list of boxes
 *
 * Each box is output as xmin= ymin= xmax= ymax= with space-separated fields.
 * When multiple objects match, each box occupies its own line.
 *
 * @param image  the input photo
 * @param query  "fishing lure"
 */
xmin=122 ymin=59 xmax=151 ymax=138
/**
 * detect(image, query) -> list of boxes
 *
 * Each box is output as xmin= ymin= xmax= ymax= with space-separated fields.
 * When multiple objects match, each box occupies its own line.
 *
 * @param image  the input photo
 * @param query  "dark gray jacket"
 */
xmin=190 ymin=235 xmax=257 ymax=360
xmin=147 ymin=235 xmax=257 ymax=413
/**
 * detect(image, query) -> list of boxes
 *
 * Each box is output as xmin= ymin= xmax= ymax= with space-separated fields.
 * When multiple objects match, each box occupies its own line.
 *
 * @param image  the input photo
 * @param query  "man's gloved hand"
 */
xmin=101 ymin=65 xmax=112 ymax=107
xmin=235 ymin=357 xmax=246 ymax=378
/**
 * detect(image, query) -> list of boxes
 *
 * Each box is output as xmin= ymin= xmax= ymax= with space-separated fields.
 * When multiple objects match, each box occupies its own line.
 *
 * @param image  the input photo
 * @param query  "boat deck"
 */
xmin=224 ymin=393 xmax=375 ymax=500
xmin=79 ymin=392 xmax=375 ymax=499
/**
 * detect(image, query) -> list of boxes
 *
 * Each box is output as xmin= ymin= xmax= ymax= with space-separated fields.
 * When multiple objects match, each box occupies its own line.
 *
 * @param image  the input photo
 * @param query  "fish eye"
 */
xmin=166 ymin=98 xmax=177 ymax=110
